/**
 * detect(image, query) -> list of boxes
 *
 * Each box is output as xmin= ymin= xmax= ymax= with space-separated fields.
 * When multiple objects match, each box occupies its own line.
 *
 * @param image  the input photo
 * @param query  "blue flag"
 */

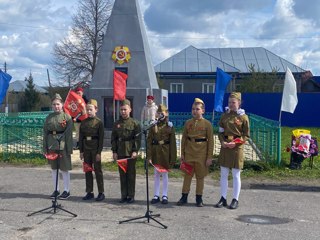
xmin=0 ymin=70 xmax=12 ymax=106
xmin=214 ymin=67 xmax=232 ymax=112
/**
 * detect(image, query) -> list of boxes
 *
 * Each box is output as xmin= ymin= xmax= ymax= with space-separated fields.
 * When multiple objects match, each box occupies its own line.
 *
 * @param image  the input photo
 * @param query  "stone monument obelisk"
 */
xmin=89 ymin=0 xmax=167 ymax=130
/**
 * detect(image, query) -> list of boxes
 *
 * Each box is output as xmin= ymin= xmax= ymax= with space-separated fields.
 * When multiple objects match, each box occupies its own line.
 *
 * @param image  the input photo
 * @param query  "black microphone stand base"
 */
xmin=27 ymin=199 xmax=77 ymax=217
xmin=118 ymin=126 xmax=167 ymax=229
xmin=119 ymin=210 xmax=167 ymax=229
xmin=27 ymin=134 xmax=77 ymax=218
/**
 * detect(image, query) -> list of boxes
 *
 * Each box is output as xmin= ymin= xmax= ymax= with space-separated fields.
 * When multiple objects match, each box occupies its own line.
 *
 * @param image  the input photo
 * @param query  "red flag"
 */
xmin=179 ymin=161 xmax=193 ymax=175
xmin=113 ymin=70 xmax=128 ymax=100
xmin=44 ymin=152 xmax=59 ymax=161
xmin=149 ymin=160 xmax=169 ymax=173
xmin=117 ymin=158 xmax=128 ymax=173
xmin=63 ymin=90 xmax=87 ymax=119
xmin=83 ymin=162 xmax=94 ymax=173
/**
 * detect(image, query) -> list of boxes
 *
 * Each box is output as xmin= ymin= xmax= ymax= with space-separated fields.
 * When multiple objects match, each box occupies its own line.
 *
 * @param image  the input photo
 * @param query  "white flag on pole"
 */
xmin=281 ymin=67 xmax=298 ymax=113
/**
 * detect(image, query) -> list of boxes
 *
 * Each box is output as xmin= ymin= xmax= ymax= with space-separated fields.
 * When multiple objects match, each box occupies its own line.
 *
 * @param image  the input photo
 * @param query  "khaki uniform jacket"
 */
xmin=218 ymin=111 xmax=250 ymax=169
xmin=181 ymin=118 xmax=214 ymax=163
xmin=111 ymin=117 xmax=141 ymax=157
xmin=146 ymin=121 xmax=177 ymax=169
xmin=43 ymin=112 xmax=73 ymax=171
xmin=79 ymin=116 xmax=104 ymax=154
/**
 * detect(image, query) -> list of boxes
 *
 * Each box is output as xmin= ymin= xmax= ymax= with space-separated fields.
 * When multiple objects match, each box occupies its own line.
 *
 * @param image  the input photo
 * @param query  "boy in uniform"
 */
xmin=177 ymin=98 xmax=213 ymax=207
xmin=79 ymin=99 xmax=105 ymax=201
xmin=111 ymin=99 xmax=141 ymax=203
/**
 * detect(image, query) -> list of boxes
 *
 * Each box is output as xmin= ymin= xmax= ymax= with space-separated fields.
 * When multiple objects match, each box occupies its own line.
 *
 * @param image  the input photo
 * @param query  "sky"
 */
xmin=0 ymin=0 xmax=320 ymax=86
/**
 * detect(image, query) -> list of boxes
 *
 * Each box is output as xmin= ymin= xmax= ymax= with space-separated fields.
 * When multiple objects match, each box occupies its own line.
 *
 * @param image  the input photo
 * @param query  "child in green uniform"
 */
xmin=177 ymin=98 xmax=213 ymax=207
xmin=111 ymin=99 xmax=141 ymax=203
xmin=79 ymin=99 xmax=105 ymax=201
xmin=215 ymin=92 xmax=250 ymax=210
xmin=43 ymin=93 xmax=73 ymax=200
xmin=147 ymin=104 xmax=177 ymax=204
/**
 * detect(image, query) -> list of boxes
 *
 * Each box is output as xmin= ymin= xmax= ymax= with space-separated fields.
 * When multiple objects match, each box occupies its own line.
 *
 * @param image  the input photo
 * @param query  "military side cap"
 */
xmin=157 ymin=104 xmax=168 ymax=112
xmin=87 ymin=99 xmax=98 ymax=108
xmin=52 ymin=93 xmax=63 ymax=102
xmin=120 ymin=99 xmax=131 ymax=106
xmin=229 ymin=92 xmax=241 ymax=101
xmin=194 ymin=98 xmax=204 ymax=105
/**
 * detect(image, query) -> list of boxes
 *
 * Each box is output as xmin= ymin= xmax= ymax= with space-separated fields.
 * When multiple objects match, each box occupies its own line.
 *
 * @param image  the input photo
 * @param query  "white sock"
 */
xmin=162 ymin=172 xmax=169 ymax=197
xmin=61 ymin=171 xmax=70 ymax=192
xmin=220 ymin=167 xmax=229 ymax=199
xmin=154 ymin=169 xmax=160 ymax=197
xmin=232 ymin=168 xmax=241 ymax=200
xmin=51 ymin=169 xmax=59 ymax=192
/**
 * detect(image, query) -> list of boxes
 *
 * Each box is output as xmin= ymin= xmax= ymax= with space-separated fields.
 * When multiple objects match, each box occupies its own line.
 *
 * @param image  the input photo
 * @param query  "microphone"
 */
xmin=158 ymin=113 xmax=165 ymax=121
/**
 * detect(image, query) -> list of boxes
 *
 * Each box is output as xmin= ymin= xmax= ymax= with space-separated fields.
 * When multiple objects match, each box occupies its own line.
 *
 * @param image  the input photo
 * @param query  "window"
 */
xmin=202 ymin=83 xmax=215 ymax=93
xmin=170 ymin=83 xmax=184 ymax=93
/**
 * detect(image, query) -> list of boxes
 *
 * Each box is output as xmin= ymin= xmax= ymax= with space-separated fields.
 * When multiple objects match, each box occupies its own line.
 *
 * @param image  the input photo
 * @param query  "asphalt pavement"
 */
xmin=0 ymin=165 xmax=319 ymax=240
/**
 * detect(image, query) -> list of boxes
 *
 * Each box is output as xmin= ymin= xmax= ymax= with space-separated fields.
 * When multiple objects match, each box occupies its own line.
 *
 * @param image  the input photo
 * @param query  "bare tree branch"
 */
xmin=52 ymin=0 xmax=112 ymax=86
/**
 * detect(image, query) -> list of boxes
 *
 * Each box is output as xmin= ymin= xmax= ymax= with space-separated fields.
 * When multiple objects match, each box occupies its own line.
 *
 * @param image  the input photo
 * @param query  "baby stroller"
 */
xmin=289 ymin=129 xmax=318 ymax=169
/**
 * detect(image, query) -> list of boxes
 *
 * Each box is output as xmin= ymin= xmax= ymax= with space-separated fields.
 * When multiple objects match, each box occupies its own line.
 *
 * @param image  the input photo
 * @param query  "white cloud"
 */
xmin=0 ymin=0 xmax=319 ymax=86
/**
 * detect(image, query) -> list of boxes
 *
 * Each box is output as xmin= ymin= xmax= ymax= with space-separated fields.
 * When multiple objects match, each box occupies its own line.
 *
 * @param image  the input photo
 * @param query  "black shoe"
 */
xmin=215 ymin=196 xmax=228 ymax=208
xmin=196 ymin=195 xmax=203 ymax=207
xmin=59 ymin=191 xmax=70 ymax=200
xmin=161 ymin=196 xmax=168 ymax=204
xmin=50 ymin=190 xmax=60 ymax=199
xmin=127 ymin=197 xmax=135 ymax=203
xmin=119 ymin=197 xmax=127 ymax=203
xmin=82 ymin=192 xmax=94 ymax=200
xmin=229 ymin=198 xmax=239 ymax=209
xmin=177 ymin=193 xmax=188 ymax=206
xmin=151 ymin=196 xmax=160 ymax=204
xmin=96 ymin=193 xmax=105 ymax=201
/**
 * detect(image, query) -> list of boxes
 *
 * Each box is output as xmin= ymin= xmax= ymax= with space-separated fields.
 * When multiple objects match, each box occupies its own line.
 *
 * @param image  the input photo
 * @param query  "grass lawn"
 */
xmin=1 ymin=126 xmax=319 ymax=183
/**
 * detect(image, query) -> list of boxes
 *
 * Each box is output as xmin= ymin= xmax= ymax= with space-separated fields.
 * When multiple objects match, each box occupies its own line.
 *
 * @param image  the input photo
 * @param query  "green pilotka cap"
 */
xmin=51 ymin=93 xmax=63 ymax=102
xmin=120 ymin=99 xmax=131 ymax=107
xmin=157 ymin=104 xmax=168 ymax=113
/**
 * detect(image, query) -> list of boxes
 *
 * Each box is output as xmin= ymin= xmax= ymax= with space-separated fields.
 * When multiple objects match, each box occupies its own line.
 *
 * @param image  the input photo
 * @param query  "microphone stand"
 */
xmin=28 ymin=123 xmax=77 ymax=217
xmin=119 ymin=119 xmax=167 ymax=229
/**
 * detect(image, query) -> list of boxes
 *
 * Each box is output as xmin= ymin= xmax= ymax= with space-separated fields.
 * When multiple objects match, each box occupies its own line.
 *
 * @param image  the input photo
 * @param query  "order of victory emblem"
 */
xmin=112 ymin=46 xmax=131 ymax=65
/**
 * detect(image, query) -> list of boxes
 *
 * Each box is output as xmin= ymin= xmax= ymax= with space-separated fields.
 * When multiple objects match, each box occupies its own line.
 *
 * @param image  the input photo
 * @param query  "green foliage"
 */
xmin=20 ymin=73 xmax=40 ymax=112
xmin=237 ymin=64 xmax=280 ymax=93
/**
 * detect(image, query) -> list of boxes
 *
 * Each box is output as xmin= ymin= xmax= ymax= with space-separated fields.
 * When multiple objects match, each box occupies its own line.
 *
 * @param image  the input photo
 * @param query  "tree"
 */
xmin=52 ymin=0 xmax=112 ymax=85
xmin=237 ymin=64 xmax=281 ymax=93
xmin=20 ymin=73 xmax=41 ymax=112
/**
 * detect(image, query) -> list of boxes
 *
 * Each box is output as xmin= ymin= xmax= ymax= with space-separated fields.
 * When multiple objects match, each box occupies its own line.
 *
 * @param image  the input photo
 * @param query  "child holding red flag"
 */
xmin=79 ymin=99 xmax=105 ymax=201
xmin=43 ymin=93 xmax=73 ymax=200
xmin=177 ymin=98 xmax=213 ymax=207
xmin=147 ymin=104 xmax=177 ymax=204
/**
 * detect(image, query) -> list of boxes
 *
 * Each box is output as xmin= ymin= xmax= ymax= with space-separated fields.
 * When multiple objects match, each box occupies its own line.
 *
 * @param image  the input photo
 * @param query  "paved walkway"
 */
xmin=0 ymin=166 xmax=319 ymax=240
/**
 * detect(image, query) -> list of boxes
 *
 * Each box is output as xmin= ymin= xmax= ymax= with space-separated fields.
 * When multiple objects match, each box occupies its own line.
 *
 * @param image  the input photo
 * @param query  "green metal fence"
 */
xmin=0 ymin=112 xmax=51 ymax=159
xmin=247 ymin=113 xmax=281 ymax=163
xmin=170 ymin=112 xmax=281 ymax=163
xmin=0 ymin=111 xmax=280 ymax=163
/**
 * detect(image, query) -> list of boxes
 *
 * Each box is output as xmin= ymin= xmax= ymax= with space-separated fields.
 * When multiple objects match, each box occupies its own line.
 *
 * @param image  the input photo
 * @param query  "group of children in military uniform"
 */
xmin=43 ymin=91 xmax=249 ymax=210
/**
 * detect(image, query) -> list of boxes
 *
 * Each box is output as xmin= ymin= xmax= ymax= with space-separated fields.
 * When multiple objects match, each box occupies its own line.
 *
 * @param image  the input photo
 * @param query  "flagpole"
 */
xmin=113 ymin=99 xmax=116 ymax=122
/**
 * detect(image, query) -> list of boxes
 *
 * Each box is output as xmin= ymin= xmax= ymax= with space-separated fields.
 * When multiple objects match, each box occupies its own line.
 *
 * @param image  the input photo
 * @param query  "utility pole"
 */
xmin=47 ymin=69 xmax=52 ymax=88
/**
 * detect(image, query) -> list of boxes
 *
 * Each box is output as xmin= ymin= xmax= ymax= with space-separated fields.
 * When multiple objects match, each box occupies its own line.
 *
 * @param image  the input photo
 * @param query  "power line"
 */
xmin=0 ymin=22 xmax=69 ymax=31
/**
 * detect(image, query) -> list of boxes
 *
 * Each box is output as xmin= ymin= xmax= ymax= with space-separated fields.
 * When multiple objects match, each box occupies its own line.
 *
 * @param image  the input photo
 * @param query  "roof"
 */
xmin=155 ymin=46 xmax=306 ymax=74
xmin=8 ymin=80 xmax=48 ymax=93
